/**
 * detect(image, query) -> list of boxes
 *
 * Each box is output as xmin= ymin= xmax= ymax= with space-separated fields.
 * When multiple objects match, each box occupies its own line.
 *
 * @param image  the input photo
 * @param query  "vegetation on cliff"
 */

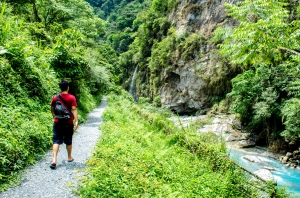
xmin=212 ymin=0 xmax=300 ymax=148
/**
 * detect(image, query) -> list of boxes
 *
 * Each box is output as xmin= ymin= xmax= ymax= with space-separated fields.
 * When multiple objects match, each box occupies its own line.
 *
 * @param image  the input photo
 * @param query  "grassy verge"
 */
xmin=78 ymin=93 xmax=288 ymax=197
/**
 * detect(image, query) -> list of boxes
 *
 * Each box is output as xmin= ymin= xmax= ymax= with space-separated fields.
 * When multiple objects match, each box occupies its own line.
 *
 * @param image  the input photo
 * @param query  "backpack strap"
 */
xmin=57 ymin=94 xmax=71 ymax=114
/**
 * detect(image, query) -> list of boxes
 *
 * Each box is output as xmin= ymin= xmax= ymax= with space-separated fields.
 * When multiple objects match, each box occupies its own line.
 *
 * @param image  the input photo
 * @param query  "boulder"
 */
xmin=243 ymin=155 xmax=261 ymax=163
xmin=237 ymin=140 xmax=256 ymax=148
xmin=226 ymin=132 xmax=250 ymax=142
xmin=254 ymin=169 xmax=274 ymax=181
xmin=286 ymin=152 xmax=293 ymax=158
xmin=293 ymin=150 xmax=300 ymax=156
xmin=282 ymin=156 xmax=289 ymax=164
xmin=263 ymin=166 xmax=276 ymax=171
xmin=198 ymin=123 xmax=233 ymax=136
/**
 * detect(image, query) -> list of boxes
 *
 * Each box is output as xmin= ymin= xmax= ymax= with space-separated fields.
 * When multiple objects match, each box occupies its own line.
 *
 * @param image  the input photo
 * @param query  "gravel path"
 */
xmin=0 ymin=97 xmax=107 ymax=198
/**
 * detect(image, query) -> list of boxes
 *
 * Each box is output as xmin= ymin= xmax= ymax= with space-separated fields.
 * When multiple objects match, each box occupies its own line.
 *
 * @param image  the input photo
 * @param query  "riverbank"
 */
xmin=172 ymin=114 xmax=300 ymax=197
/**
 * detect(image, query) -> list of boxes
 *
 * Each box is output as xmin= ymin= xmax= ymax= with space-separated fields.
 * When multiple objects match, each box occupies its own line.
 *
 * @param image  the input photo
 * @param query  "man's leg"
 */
xmin=66 ymin=144 xmax=73 ymax=161
xmin=65 ymin=124 xmax=74 ymax=161
xmin=52 ymin=144 xmax=60 ymax=164
xmin=51 ymin=123 xmax=62 ymax=167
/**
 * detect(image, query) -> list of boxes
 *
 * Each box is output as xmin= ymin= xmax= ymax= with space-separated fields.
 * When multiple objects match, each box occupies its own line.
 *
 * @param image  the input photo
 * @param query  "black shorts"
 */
xmin=52 ymin=122 xmax=74 ymax=145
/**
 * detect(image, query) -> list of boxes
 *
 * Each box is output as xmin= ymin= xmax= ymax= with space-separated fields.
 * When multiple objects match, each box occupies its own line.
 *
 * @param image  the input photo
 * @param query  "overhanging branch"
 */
xmin=279 ymin=47 xmax=300 ymax=56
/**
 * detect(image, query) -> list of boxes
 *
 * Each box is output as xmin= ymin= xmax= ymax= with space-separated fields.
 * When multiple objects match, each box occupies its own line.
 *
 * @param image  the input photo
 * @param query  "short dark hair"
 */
xmin=59 ymin=80 xmax=69 ymax=91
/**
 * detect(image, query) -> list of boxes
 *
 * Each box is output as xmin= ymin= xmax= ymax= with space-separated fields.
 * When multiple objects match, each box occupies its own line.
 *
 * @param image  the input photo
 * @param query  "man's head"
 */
xmin=59 ymin=80 xmax=69 ymax=92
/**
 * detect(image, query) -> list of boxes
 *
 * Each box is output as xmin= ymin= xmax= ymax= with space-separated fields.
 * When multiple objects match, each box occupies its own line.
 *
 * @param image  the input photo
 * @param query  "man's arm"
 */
xmin=51 ymin=106 xmax=55 ymax=118
xmin=72 ymin=106 xmax=78 ymax=130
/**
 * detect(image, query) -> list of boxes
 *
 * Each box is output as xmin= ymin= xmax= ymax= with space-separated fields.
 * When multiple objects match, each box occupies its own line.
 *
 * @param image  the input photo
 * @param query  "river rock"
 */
xmin=285 ymin=163 xmax=290 ymax=168
xmin=281 ymin=156 xmax=289 ymax=164
xmin=226 ymin=132 xmax=250 ymax=142
xmin=198 ymin=123 xmax=233 ymax=136
xmin=243 ymin=155 xmax=261 ymax=163
xmin=286 ymin=152 xmax=293 ymax=158
xmin=291 ymin=163 xmax=297 ymax=168
xmin=254 ymin=169 xmax=274 ymax=181
xmin=263 ymin=166 xmax=276 ymax=171
xmin=293 ymin=150 xmax=300 ymax=156
xmin=195 ymin=114 xmax=256 ymax=148
xmin=237 ymin=140 xmax=256 ymax=148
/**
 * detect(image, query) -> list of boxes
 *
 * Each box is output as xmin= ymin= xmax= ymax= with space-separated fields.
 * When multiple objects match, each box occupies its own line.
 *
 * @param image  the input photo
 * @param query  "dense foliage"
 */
xmin=110 ymin=0 xmax=300 ymax=148
xmin=0 ymin=0 xmax=115 ymax=190
xmin=1 ymin=0 xmax=299 ymax=193
xmin=78 ymin=93 xmax=287 ymax=197
xmin=212 ymin=0 xmax=300 ymax=146
xmin=87 ymin=0 xmax=151 ymax=55
xmin=117 ymin=0 xmax=178 ymax=96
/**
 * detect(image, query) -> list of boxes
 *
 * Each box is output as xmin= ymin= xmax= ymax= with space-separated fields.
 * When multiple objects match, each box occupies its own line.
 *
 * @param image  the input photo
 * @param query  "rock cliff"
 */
xmin=159 ymin=0 xmax=239 ymax=114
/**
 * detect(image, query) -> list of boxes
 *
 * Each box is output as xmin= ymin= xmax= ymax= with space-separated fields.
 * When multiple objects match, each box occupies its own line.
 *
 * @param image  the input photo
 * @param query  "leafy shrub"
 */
xmin=153 ymin=96 xmax=161 ymax=107
xmin=138 ymin=97 xmax=150 ymax=104
xmin=213 ymin=0 xmax=300 ymax=144
xmin=0 ymin=104 xmax=53 ymax=190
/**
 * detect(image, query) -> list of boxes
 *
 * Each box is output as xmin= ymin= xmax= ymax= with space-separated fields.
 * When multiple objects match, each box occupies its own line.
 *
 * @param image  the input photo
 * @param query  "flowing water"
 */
xmin=229 ymin=148 xmax=300 ymax=196
xmin=129 ymin=66 xmax=138 ymax=102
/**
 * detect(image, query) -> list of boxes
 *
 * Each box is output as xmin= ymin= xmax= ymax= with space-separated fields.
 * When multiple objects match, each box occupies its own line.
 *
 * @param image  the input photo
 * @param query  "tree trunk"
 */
xmin=33 ymin=1 xmax=41 ymax=22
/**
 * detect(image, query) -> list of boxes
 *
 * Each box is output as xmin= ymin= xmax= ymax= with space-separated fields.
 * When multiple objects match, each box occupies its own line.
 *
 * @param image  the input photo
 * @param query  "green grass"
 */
xmin=78 ymin=93 xmax=288 ymax=197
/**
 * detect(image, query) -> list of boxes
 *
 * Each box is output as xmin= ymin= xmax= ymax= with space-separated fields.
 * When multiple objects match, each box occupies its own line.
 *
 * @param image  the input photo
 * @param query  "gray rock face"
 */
xmin=160 ymin=69 xmax=206 ymax=113
xmin=160 ymin=0 xmax=239 ymax=113
xmin=170 ymin=0 xmax=239 ymax=36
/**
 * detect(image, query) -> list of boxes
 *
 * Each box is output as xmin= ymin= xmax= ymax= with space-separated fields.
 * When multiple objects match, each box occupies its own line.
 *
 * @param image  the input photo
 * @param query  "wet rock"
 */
xmin=195 ymin=114 xmax=255 ymax=149
xmin=199 ymin=123 xmax=233 ymax=136
xmin=243 ymin=155 xmax=261 ymax=163
xmin=285 ymin=163 xmax=290 ymax=168
xmin=237 ymin=140 xmax=256 ymax=148
xmin=293 ymin=150 xmax=300 ymax=156
xmin=295 ymin=155 xmax=300 ymax=160
xmin=226 ymin=132 xmax=250 ymax=142
xmin=282 ymin=156 xmax=289 ymax=164
xmin=264 ymin=166 xmax=276 ymax=171
xmin=291 ymin=163 xmax=297 ymax=168
xmin=286 ymin=152 xmax=293 ymax=158
xmin=232 ymin=118 xmax=242 ymax=130
xmin=254 ymin=169 xmax=274 ymax=181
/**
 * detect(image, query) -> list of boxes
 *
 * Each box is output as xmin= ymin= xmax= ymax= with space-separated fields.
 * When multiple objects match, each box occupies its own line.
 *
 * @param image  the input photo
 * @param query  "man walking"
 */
xmin=50 ymin=80 xmax=78 ymax=169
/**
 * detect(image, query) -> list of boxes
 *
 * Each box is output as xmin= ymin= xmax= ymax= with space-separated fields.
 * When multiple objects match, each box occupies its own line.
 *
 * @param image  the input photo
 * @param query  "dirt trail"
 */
xmin=0 ymin=97 xmax=107 ymax=198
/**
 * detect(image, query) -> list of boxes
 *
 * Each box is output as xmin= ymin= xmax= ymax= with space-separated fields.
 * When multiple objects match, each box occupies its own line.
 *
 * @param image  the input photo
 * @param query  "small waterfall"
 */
xmin=129 ymin=66 xmax=138 ymax=102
